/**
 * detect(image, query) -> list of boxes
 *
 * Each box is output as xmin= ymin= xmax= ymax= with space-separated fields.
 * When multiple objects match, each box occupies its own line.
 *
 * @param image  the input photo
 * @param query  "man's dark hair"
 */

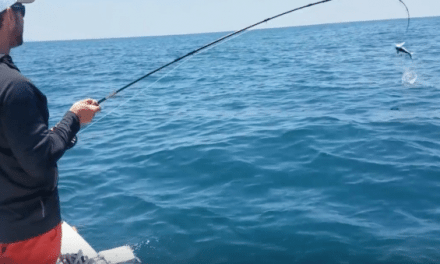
xmin=0 ymin=10 xmax=5 ymax=30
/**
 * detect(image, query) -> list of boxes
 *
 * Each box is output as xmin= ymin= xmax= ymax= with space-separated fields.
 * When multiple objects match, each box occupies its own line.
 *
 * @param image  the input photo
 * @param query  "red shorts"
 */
xmin=0 ymin=222 xmax=62 ymax=264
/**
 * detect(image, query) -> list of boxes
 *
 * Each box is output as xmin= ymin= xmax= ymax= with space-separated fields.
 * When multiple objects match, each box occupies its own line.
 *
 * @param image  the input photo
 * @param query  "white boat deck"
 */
xmin=60 ymin=222 xmax=140 ymax=264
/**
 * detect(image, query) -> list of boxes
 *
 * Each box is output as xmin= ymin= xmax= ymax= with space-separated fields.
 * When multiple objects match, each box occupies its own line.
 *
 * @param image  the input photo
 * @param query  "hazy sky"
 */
xmin=23 ymin=0 xmax=439 ymax=41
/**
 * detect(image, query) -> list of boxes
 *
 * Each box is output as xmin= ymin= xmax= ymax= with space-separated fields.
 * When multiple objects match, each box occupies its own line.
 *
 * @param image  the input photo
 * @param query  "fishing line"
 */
xmin=96 ymin=0 xmax=410 ymax=106
xmin=398 ymin=0 xmax=410 ymax=32
xmin=78 ymin=0 xmax=413 ymax=139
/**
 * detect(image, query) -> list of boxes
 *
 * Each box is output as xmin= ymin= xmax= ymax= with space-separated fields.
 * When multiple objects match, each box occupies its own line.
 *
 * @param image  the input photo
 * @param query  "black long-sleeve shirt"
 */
xmin=0 ymin=54 xmax=80 ymax=243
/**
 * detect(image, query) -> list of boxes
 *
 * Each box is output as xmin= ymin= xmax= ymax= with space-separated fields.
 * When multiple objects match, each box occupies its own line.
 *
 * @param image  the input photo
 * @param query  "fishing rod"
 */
xmin=97 ymin=0 xmax=332 ymax=104
xmin=97 ymin=0 xmax=410 ymax=105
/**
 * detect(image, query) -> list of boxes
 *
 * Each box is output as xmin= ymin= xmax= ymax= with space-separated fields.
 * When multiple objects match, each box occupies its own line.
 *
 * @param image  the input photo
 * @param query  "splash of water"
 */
xmin=402 ymin=69 xmax=418 ymax=86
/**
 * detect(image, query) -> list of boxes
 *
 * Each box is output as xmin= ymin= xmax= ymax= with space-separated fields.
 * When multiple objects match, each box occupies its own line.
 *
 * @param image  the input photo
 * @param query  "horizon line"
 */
xmin=24 ymin=15 xmax=438 ymax=44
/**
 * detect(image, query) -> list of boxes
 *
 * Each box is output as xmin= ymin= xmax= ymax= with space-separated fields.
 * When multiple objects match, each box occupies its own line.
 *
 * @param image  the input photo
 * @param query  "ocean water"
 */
xmin=11 ymin=16 xmax=440 ymax=263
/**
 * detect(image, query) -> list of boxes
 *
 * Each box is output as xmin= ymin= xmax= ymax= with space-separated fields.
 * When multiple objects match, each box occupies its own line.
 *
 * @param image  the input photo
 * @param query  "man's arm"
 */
xmin=1 ymin=80 xmax=80 ymax=186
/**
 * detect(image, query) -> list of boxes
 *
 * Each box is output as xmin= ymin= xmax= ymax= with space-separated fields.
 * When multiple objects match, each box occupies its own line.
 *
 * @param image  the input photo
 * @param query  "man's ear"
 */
xmin=4 ymin=8 xmax=17 ymax=30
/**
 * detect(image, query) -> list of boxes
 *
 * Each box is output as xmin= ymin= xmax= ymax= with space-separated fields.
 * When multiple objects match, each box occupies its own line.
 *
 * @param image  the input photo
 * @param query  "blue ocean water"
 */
xmin=11 ymin=16 xmax=440 ymax=263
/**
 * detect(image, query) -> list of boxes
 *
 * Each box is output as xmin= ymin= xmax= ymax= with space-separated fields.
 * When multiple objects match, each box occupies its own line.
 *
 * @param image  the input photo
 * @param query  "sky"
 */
xmin=23 ymin=0 xmax=440 ymax=42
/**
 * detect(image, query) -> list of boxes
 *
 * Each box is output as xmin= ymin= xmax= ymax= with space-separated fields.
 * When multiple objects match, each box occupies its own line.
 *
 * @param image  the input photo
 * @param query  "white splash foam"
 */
xmin=402 ymin=70 xmax=418 ymax=86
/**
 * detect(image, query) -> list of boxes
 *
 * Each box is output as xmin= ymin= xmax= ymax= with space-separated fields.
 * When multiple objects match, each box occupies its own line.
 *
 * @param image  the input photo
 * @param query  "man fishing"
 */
xmin=0 ymin=0 xmax=101 ymax=263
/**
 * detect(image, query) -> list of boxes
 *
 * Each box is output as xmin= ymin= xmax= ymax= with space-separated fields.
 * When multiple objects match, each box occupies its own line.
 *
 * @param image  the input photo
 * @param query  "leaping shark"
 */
xmin=396 ymin=42 xmax=412 ymax=60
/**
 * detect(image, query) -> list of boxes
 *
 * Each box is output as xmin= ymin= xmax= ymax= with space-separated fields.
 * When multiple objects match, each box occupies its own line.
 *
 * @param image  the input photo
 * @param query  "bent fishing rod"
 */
xmin=97 ymin=0 xmax=410 ymax=105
